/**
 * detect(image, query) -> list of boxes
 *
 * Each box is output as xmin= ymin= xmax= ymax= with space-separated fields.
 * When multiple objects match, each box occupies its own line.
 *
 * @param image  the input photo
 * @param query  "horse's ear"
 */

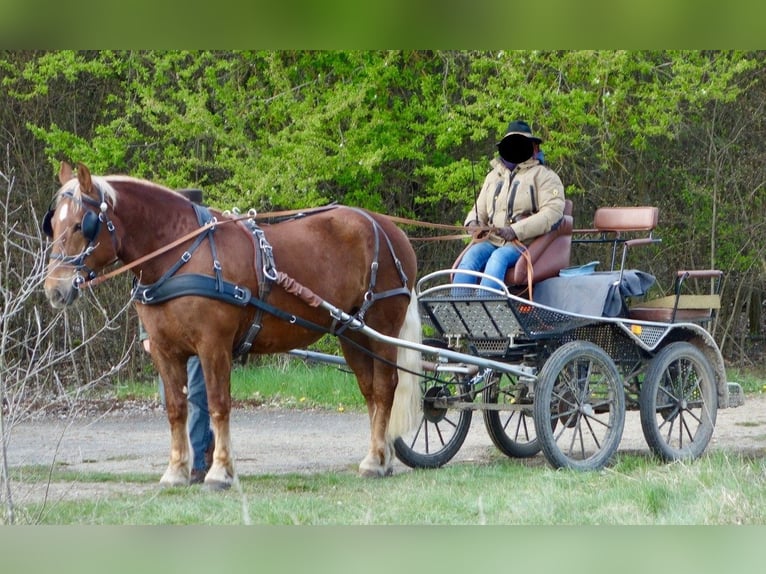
xmin=58 ymin=161 xmax=74 ymax=185
xmin=76 ymin=162 xmax=92 ymax=192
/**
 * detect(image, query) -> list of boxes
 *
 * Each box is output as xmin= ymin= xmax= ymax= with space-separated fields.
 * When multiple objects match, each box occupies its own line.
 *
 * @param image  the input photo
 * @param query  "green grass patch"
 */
xmin=229 ymin=358 xmax=365 ymax=412
xmin=727 ymin=367 xmax=766 ymax=394
xmin=10 ymin=450 xmax=766 ymax=525
xmin=114 ymin=355 xmax=365 ymax=412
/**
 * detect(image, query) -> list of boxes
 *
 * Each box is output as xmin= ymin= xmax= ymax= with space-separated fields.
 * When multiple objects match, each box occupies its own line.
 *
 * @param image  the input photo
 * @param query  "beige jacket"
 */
xmin=464 ymin=157 xmax=565 ymax=247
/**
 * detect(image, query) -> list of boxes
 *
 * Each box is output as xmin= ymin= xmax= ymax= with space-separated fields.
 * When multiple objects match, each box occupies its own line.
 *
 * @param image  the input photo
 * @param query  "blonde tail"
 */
xmin=387 ymin=290 xmax=422 ymax=439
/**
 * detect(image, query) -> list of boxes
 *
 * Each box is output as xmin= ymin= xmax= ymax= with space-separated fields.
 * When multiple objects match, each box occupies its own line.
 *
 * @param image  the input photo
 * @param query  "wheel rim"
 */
xmin=482 ymin=375 xmax=540 ymax=458
xmin=394 ymin=374 xmax=473 ymax=468
xmin=640 ymin=342 xmax=717 ymax=460
xmin=549 ymin=361 xmax=618 ymax=456
xmin=534 ymin=341 xmax=625 ymax=470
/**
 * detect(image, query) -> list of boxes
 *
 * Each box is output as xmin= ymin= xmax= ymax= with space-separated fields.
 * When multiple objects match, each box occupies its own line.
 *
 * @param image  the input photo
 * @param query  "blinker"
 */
xmin=42 ymin=207 xmax=101 ymax=241
xmin=42 ymin=209 xmax=55 ymax=238
xmin=81 ymin=210 xmax=101 ymax=242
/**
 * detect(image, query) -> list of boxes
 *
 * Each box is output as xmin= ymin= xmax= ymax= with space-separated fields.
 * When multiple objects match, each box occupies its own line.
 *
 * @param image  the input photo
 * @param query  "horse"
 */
xmin=43 ymin=162 xmax=422 ymax=489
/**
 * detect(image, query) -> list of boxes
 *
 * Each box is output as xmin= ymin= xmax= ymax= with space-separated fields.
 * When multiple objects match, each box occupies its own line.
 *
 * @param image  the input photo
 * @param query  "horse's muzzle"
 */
xmin=44 ymin=276 xmax=80 ymax=308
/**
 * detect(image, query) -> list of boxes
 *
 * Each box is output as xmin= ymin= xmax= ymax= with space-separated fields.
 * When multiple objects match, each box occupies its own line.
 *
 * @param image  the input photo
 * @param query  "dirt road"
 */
xmin=6 ymin=393 xmax=766 ymax=504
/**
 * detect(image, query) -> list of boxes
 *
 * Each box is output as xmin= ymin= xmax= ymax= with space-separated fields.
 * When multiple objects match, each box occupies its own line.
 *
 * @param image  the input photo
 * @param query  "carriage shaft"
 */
xmin=318 ymin=300 xmax=536 ymax=380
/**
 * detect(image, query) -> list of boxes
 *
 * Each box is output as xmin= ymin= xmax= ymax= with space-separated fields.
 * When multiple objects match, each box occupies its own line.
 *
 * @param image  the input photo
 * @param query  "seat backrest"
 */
xmin=506 ymin=199 xmax=573 ymax=286
xmin=574 ymin=206 xmax=659 ymax=271
xmin=593 ymin=206 xmax=658 ymax=233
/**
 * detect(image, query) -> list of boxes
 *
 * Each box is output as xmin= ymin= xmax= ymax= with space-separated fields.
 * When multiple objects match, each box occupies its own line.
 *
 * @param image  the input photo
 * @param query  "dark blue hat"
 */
xmin=499 ymin=120 xmax=542 ymax=143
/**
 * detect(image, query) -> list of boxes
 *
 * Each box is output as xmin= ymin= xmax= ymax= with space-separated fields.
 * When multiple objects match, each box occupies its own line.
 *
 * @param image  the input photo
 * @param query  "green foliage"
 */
xmin=12 ymin=50 xmax=756 ymax=216
xmin=2 ymin=49 xmax=766 ymax=375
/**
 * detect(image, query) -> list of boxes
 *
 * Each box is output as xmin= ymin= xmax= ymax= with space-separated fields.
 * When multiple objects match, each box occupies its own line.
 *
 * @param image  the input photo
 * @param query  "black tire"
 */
xmin=394 ymin=372 xmax=473 ymax=469
xmin=533 ymin=341 xmax=625 ymax=470
xmin=482 ymin=373 xmax=540 ymax=458
xmin=639 ymin=342 xmax=717 ymax=462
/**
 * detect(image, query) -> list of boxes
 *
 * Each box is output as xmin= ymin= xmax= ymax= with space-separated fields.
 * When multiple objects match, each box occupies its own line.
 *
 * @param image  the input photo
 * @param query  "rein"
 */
xmin=514 ymin=238 xmax=535 ymax=300
xmin=252 ymin=207 xmax=472 ymax=240
xmin=80 ymin=214 xmax=255 ymax=289
xmin=78 ymin=203 xmax=529 ymax=294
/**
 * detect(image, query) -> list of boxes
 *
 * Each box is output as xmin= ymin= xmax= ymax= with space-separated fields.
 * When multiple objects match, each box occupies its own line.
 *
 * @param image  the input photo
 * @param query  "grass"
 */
xmin=9 ymin=450 xmax=766 ymax=525
xmin=114 ymin=355 xmax=366 ymax=412
xmin=727 ymin=366 xmax=766 ymax=394
xmin=114 ymin=358 xmax=766 ymax=411
xmin=11 ymin=357 xmax=766 ymax=526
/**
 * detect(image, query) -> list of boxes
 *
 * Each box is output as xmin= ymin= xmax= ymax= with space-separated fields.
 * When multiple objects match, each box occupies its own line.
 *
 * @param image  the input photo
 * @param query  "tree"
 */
xmin=1 ymin=50 xmax=763 ymax=371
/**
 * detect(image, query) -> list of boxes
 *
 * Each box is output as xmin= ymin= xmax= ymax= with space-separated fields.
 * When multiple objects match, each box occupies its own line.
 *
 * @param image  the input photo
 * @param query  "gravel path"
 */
xmin=5 ymin=393 xmax=766 ymax=504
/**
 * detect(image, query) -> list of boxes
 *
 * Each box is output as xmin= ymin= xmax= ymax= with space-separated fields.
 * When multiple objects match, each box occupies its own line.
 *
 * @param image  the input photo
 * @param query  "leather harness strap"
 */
xmin=232 ymin=218 xmax=278 ymax=356
xmin=133 ymin=205 xmax=412 ymax=357
xmin=513 ymin=238 xmax=535 ymax=300
xmin=81 ymin=213 xmax=253 ymax=289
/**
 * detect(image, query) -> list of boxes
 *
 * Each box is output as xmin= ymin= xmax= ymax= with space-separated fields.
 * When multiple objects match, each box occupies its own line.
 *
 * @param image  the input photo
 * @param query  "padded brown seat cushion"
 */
xmin=628 ymin=294 xmax=720 ymax=323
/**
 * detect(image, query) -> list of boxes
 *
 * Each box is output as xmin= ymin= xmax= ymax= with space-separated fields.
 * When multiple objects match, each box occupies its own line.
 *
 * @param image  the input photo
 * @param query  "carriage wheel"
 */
xmin=482 ymin=373 xmax=541 ymax=458
xmin=394 ymin=371 xmax=473 ymax=469
xmin=533 ymin=341 xmax=625 ymax=471
xmin=639 ymin=342 xmax=717 ymax=462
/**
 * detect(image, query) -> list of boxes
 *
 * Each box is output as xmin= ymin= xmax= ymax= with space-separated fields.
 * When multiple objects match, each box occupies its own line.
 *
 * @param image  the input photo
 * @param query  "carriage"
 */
xmin=43 ymin=163 xmax=743 ymax=486
xmin=392 ymin=204 xmax=743 ymax=471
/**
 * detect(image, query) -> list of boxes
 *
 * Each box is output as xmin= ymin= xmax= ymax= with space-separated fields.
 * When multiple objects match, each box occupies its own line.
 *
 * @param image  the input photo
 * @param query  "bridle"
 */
xmin=42 ymin=185 xmax=119 ymax=288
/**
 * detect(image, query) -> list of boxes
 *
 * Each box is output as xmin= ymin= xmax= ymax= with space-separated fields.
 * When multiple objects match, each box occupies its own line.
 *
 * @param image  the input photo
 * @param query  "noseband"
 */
xmin=43 ymin=185 xmax=119 ymax=288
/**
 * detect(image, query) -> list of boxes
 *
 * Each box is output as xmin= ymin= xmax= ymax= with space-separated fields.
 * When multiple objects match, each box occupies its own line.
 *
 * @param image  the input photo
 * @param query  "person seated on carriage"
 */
xmin=453 ymin=120 xmax=566 ymax=290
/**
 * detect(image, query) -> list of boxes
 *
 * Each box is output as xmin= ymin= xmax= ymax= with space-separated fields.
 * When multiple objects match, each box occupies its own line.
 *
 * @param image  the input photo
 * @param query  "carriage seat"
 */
xmin=504 ymin=199 xmax=574 ymax=286
xmin=574 ymin=206 xmax=660 ymax=271
xmin=592 ymin=205 xmax=659 ymax=234
xmin=628 ymin=269 xmax=722 ymax=325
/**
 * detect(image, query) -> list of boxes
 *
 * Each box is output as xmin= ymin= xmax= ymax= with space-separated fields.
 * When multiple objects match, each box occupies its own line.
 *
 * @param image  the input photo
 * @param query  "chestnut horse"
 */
xmin=43 ymin=162 xmax=421 ymax=489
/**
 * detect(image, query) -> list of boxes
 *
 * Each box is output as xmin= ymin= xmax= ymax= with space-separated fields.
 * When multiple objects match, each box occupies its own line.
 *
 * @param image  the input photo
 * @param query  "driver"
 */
xmin=453 ymin=119 xmax=566 ymax=289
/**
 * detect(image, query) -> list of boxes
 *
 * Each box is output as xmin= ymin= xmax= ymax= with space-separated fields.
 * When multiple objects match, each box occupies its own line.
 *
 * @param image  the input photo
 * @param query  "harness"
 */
xmin=44 ymin=186 xmax=120 ymax=286
xmin=132 ymin=205 xmax=411 ymax=358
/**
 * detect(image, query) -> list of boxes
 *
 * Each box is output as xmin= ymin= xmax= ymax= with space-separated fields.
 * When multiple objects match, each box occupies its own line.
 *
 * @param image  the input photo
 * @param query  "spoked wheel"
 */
xmin=533 ymin=341 xmax=625 ymax=470
xmin=639 ymin=342 xmax=717 ymax=462
xmin=482 ymin=373 xmax=540 ymax=458
xmin=394 ymin=369 xmax=473 ymax=469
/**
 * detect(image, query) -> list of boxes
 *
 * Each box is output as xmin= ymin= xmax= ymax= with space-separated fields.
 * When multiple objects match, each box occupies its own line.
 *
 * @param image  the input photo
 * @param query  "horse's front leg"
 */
xmin=200 ymin=352 xmax=236 ymax=490
xmin=157 ymin=357 xmax=193 ymax=487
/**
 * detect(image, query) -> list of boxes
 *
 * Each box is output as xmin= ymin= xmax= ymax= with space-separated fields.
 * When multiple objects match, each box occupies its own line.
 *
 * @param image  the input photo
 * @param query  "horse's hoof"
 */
xmin=160 ymin=469 xmax=190 ymax=487
xmin=359 ymin=466 xmax=393 ymax=478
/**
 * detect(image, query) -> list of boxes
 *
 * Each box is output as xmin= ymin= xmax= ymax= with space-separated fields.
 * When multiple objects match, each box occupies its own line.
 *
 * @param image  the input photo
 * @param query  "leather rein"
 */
xmin=77 ymin=205 xmax=534 ymax=299
xmin=80 ymin=214 xmax=255 ymax=289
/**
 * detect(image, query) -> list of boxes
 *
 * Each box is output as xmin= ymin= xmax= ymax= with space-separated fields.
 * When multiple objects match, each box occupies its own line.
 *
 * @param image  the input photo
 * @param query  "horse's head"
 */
xmin=43 ymin=162 xmax=119 ymax=308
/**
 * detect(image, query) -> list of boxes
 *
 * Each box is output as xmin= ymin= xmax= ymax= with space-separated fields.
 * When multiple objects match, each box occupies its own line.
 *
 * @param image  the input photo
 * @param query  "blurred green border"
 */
xmin=2 ymin=526 xmax=766 ymax=573
xmin=3 ymin=0 xmax=765 ymax=569
xmin=1 ymin=0 xmax=764 ymax=48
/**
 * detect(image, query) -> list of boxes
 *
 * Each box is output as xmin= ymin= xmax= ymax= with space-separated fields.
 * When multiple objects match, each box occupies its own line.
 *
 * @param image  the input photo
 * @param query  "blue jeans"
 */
xmin=453 ymin=241 xmax=523 ymax=289
xmin=159 ymin=356 xmax=214 ymax=471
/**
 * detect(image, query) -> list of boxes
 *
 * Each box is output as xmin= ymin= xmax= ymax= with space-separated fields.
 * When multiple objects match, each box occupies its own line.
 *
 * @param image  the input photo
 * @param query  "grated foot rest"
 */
xmin=419 ymin=293 xmax=599 ymax=341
